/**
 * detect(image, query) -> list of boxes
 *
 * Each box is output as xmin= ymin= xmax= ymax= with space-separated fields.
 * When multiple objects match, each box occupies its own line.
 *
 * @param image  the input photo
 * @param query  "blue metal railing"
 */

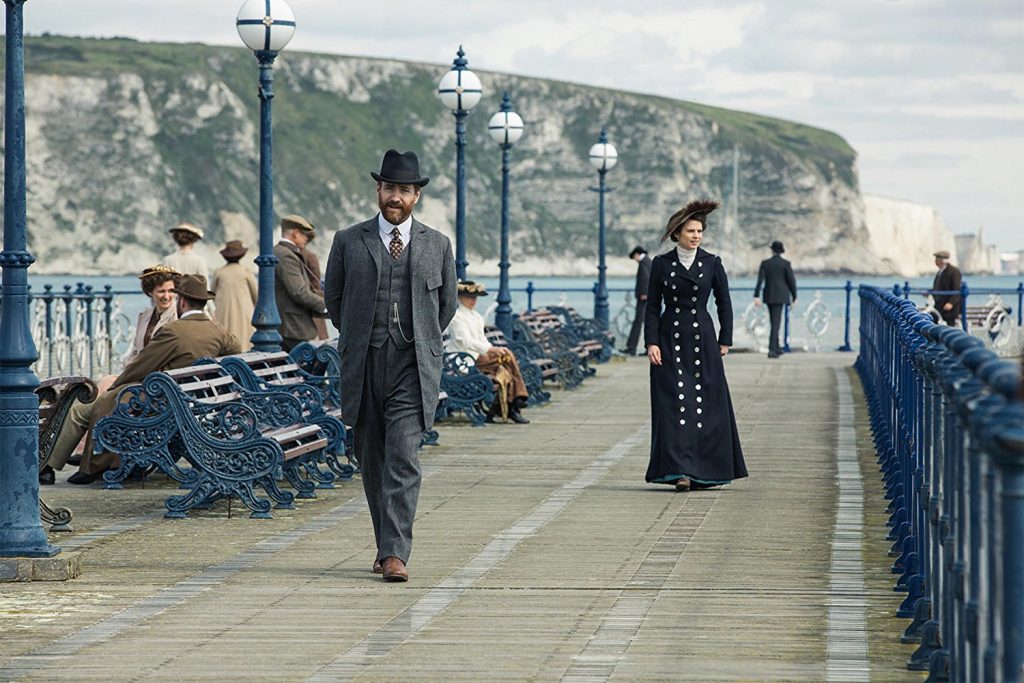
xmin=856 ymin=285 xmax=1023 ymax=681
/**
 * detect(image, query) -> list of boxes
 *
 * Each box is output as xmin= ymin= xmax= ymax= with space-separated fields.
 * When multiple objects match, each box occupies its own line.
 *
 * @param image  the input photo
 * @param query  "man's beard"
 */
xmin=380 ymin=202 xmax=411 ymax=225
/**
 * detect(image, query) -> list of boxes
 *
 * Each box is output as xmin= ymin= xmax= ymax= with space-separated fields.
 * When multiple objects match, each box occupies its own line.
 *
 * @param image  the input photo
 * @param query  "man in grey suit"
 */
xmin=324 ymin=149 xmax=457 ymax=582
xmin=754 ymin=240 xmax=798 ymax=358
xmin=274 ymin=215 xmax=325 ymax=351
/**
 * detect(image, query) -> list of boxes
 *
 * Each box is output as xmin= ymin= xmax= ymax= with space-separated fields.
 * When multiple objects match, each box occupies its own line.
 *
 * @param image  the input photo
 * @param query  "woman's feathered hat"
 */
xmin=457 ymin=280 xmax=489 ymax=297
xmin=662 ymin=198 xmax=719 ymax=242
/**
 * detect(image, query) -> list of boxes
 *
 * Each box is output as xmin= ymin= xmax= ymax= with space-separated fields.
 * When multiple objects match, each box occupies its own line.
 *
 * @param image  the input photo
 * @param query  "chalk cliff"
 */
xmin=0 ymin=36 xmax=952 ymax=277
xmin=861 ymin=193 xmax=958 ymax=277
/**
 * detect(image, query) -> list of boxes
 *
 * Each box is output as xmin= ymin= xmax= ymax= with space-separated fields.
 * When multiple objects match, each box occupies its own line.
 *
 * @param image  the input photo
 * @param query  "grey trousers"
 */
xmin=355 ymin=339 xmax=424 ymax=564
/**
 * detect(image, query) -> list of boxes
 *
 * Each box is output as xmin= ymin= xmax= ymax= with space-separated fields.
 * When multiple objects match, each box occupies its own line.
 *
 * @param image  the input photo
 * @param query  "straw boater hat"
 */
xmin=137 ymin=264 xmax=180 ymax=280
xmin=220 ymin=240 xmax=248 ymax=260
xmin=933 ymin=250 xmax=951 ymax=259
xmin=171 ymin=274 xmax=215 ymax=301
xmin=661 ymin=198 xmax=719 ymax=242
xmin=281 ymin=215 xmax=316 ymax=241
xmin=457 ymin=281 xmax=489 ymax=297
xmin=169 ymin=222 xmax=204 ymax=239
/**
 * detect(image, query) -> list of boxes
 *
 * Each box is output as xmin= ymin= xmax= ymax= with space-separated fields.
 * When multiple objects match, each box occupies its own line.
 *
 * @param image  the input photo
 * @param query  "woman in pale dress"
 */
xmin=211 ymin=240 xmax=257 ymax=352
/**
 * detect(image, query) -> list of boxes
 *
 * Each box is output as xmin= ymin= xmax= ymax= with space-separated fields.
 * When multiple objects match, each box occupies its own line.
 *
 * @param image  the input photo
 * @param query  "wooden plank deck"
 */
xmin=0 ymin=353 xmax=920 ymax=681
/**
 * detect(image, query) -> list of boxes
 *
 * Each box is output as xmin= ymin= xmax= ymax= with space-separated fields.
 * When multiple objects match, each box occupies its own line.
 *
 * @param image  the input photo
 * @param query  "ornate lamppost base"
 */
xmin=0 ymin=551 xmax=82 ymax=582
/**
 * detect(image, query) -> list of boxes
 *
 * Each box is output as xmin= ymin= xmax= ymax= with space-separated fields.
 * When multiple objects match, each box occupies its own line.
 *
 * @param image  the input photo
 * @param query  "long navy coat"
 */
xmin=643 ymin=248 xmax=747 ymax=485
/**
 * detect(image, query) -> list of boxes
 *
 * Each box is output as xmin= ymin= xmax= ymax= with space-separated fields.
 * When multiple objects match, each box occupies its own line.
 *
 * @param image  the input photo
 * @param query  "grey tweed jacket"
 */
xmin=323 ymin=216 xmax=458 ymax=428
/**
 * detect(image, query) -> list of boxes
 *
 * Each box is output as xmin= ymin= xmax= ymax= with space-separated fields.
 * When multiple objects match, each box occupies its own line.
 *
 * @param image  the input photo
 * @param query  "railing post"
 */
xmin=83 ymin=284 xmax=95 ymax=378
xmin=526 ymin=280 xmax=534 ymax=312
xmin=43 ymin=284 xmax=53 ymax=377
xmin=838 ymin=279 xmax=853 ymax=351
xmin=960 ymin=281 xmax=969 ymax=330
xmin=101 ymin=285 xmax=113 ymax=374
xmin=62 ymin=284 xmax=74 ymax=375
xmin=903 ymin=281 xmax=911 ymax=299
xmin=992 ymin=422 xmax=1024 ymax=680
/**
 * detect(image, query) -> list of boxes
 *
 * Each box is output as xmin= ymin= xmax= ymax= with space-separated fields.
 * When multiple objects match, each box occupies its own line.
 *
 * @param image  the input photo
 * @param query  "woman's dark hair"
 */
xmin=171 ymin=229 xmax=200 ymax=247
xmin=140 ymin=271 xmax=180 ymax=297
xmin=223 ymin=255 xmax=242 ymax=264
xmin=669 ymin=217 xmax=706 ymax=243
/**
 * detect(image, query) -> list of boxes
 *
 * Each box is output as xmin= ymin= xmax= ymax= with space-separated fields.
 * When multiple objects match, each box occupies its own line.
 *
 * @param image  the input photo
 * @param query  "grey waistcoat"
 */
xmin=369 ymin=238 xmax=414 ymax=349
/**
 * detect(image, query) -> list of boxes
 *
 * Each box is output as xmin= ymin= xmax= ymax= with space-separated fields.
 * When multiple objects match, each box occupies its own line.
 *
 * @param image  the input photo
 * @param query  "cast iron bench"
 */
xmin=37 ymin=376 xmax=98 ymax=531
xmin=439 ymin=351 xmax=496 ymax=426
xmin=92 ymin=364 xmax=332 ymax=518
xmin=512 ymin=316 xmax=589 ymax=389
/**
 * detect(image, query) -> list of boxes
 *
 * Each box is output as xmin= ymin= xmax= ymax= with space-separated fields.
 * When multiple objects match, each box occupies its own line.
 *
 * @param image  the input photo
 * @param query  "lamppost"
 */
xmin=236 ymin=0 xmax=295 ymax=351
xmin=437 ymin=46 xmax=482 ymax=281
xmin=487 ymin=92 xmax=524 ymax=338
xmin=0 ymin=0 xmax=57 ymax=558
xmin=589 ymin=128 xmax=618 ymax=330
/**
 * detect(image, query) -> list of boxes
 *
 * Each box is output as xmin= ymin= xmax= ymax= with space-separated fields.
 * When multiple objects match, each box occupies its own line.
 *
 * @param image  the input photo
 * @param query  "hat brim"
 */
xmin=171 ymin=287 xmax=215 ymax=301
xmin=220 ymin=248 xmax=248 ymax=259
xmin=371 ymin=172 xmax=429 ymax=187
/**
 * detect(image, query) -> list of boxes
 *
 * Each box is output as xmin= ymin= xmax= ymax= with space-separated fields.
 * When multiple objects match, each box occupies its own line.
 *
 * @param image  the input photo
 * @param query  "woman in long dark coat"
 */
xmin=644 ymin=199 xmax=747 ymax=491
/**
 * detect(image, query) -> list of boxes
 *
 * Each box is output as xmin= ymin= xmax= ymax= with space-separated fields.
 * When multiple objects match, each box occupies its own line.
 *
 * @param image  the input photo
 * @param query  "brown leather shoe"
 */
xmin=674 ymin=477 xmax=691 ymax=491
xmin=372 ymin=557 xmax=383 ymax=574
xmin=381 ymin=556 xmax=408 ymax=582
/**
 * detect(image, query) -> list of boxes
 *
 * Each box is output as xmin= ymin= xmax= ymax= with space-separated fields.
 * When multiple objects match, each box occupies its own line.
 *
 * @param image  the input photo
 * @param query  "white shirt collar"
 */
xmin=180 ymin=309 xmax=205 ymax=320
xmin=280 ymin=237 xmax=296 ymax=247
xmin=378 ymin=213 xmax=413 ymax=247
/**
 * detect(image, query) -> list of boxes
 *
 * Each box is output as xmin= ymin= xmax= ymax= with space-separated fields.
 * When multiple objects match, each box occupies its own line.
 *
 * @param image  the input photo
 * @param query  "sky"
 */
xmin=25 ymin=0 xmax=1024 ymax=250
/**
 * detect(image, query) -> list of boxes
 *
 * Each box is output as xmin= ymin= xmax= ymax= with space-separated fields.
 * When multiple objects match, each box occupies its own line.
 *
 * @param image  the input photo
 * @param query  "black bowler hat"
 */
xmin=771 ymin=240 xmax=785 ymax=253
xmin=371 ymin=149 xmax=429 ymax=187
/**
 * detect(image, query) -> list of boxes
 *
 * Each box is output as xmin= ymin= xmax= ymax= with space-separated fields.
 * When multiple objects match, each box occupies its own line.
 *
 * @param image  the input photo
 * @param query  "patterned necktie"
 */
xmin=389 ymin=227 xmax=404 ymax=260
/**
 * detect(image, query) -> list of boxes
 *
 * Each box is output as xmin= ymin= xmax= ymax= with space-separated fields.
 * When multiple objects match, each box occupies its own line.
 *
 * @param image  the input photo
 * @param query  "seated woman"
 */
xmin=45 ymin=265 xmax=182 ymax=481
xmin=446 ymin=281 xmax=530 ymax=424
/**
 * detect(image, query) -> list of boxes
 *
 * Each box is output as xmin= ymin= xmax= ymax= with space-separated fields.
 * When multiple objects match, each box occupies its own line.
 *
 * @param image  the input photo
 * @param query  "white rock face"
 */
xmin=862 ymin=193 xmax=958 ymax=276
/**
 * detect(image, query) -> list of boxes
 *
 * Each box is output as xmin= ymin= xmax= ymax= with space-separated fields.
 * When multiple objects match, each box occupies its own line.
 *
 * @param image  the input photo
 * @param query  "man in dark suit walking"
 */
xmin=931 ymin=250 xmax=962 ymax=326
xmin=754 ymin=240 xmax=798 ymax=359
xmin=622 ymin=246 xmax=652 ymax=355
xmin=324 ymin=150 xmax=457 ymax=582
xmin=274 ymin=215 xmax=326 ymax=351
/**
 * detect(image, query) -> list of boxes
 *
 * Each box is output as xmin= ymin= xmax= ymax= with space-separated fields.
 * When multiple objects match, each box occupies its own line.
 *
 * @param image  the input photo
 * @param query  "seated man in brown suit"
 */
xmin=46 ymin=275 xmax=242 ymax=484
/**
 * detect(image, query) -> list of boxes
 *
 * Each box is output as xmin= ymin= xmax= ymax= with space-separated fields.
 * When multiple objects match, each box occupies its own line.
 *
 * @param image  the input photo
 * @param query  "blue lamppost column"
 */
xmin=488 ymin=93 xmax=525 ymax=338
xmin=236 ymin=0 xmax=296 ymax=351
xmin=588 ymin=129 xmax=618 ymax=330
xmin=438 ymin=47 xmax=482 ymax=281
xmin=0 ymin=0 xmax=58 ymax=558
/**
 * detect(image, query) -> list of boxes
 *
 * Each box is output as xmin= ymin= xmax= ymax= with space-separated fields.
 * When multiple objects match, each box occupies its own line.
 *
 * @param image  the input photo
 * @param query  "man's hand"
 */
xmin=791 ymin=299 xmax=797 ymax=307
xmin=943 ymin=302 xmax=953 ymax=311
xmin=639 ymin=294 xmax=647 ymax=301
xmin=647 ymin=344 xmax=662 ymax=366
xmin=754 ymin=297 xmax=762 ymax=307
xmin=720 ymin=345 xmax=730 ymax=357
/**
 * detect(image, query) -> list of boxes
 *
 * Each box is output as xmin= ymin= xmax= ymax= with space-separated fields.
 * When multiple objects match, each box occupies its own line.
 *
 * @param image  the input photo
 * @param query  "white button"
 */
xmin=693 ymin=285 xmax=698 ymax=291
xmin=697 ymin=408 xmax=703 ymax=414
xmin=695 ymin=360 xmax=701 ymax=365
xmin=695 ymin=335 xmax=700 ymax=340
xmin=692 ymin=296 xmax=697 ymax=302
xmin=672 ymin=285 xmax=677 ymax=290
xmin=697 ymin=422 xmax=703 ymax=428
xmin=674 ymin=333 xmax=680 ymax=338
xmin=695 ymin=384 xmax=702 ymax=390
xmin=695 ymin=372 xmax=701 ymax=377
xmin=675 ymin=357 xmax=680 ymax=363
xmin=698 ymin=262 xmax=703 ymax=267
xmin=699 ymin=274 xmax=704 ymax=278
xmin=674 ymin=308 xmax=680 ymax=313
xmin=696 ymin=397 xmax=702 ymax=403
xmin=680 ymin=419 xmax=685 ymax=425
xmin=674 ymin=345 xmax=680 ymax=351
xmin=677 ymin=381 xmax=684 ymax=388
xmin=679 ymin=406 xmax=685 ymax=412
xmin=694 ymin=347 xmax=700 ymax=352
xmin=691 ymin=309 xmax=697 ymax=314
xmin=673 ymin=297 xmax=678 ymax=302
xmin=674 ymin=321 xmax=679 ymax=326
xmin=671 ymin=272 xmax=676 ymax=277
xmin=693 ymin=322 xmax=698 ymax=328
xmin=678 ymin=394 xmax=684 ymax=400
